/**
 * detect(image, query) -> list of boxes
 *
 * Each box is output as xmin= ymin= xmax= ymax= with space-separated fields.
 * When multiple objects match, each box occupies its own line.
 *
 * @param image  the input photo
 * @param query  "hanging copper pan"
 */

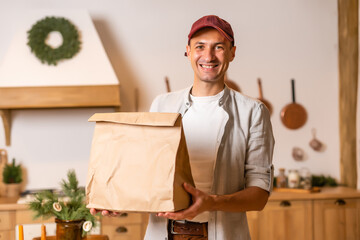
xmin=257 ymin=78 xmax=273 ymax=115
xmin=281 ymin=79 xmax=307 ymax=129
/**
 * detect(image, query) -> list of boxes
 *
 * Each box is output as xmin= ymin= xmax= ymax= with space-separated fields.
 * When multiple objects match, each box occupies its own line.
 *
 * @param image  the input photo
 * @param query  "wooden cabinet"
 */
xmin=248 ymin=200 xmax=312 ymax=240
xmin=0 ymin=199 xmax=148 ymax=240
xmin=0 ymin=187 xmax=359 ymax=240
xmin=101 ymin=213 xmax=148 ymax=240
xmin=0 ymin=210 xmax=15 ymax=239
xmin=248 ymin=187 xmax=360 ymax=240
xmin=0 ymin=208 xmax=54 ymax=239
xmin=313 ymin=198 xmax=360 ymax=240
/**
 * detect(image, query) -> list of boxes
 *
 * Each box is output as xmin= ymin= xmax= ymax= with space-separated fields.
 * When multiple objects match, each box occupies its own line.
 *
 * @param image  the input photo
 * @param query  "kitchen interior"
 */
xmin=0 ymin=0 xmax=359 ymax=240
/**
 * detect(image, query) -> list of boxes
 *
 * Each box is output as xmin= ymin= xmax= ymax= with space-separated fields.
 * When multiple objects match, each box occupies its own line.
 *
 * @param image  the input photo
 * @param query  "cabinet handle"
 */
xmin=334 ymin=199 xmax=346 ymax=206
xmin=116 ymin=226 xmax=128 ymax=233
xmin=119 ymin=213 xmax=128 ymax=217
xmin=280 ymin=200 xmax=291 ymax=207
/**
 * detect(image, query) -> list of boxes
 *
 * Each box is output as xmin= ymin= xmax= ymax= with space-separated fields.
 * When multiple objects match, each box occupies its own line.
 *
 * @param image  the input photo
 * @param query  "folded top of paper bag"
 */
xmin=88 ymin=112 xmax=180 ymax=126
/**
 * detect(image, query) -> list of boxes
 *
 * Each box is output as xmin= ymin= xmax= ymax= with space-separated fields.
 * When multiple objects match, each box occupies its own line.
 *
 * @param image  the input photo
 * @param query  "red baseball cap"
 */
xmin=188 ymin=15 xmax=234 ymax=46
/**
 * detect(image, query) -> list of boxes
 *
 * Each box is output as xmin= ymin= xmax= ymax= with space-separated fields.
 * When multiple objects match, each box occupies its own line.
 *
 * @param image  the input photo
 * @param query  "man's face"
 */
xmin=186 ymin=28 xmax=236 ymax=85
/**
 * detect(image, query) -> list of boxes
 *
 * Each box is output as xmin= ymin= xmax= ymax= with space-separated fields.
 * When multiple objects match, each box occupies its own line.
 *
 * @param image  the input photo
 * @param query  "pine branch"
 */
xmin=28 ymin=169 xmax=97 ymax=233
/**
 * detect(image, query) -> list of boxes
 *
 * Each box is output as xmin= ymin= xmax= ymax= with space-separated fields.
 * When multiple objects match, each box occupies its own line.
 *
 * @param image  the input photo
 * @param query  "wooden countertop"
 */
xmin=0 ymin=196 xmax=28 ymax=211
xmin=269 ymin=186 xmax=360 ymax=201
xmin=0 ymin=186 xmax=359 ymax=210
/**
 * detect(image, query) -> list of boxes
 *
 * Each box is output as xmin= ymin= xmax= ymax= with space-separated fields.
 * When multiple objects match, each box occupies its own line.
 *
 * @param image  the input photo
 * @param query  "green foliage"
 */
xmin=311 ymin=174 xmax=338 ymax=187
xmin=2 ymin=158 xmax=22 ymax=184
xmin=29 ymin=170 xmax=97 ymax=235
xmin=27 ymin=16 xmax=81 ymax=65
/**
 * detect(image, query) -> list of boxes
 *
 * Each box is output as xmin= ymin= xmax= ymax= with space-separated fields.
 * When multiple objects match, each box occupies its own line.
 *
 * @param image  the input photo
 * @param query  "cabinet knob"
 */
xmin=280 ymin=200 xmax=291 ymax=207
xmin=334 ymin=199 xmax=346 ymax=206
xmin=116 ymin=226 xmax=128 ymax=233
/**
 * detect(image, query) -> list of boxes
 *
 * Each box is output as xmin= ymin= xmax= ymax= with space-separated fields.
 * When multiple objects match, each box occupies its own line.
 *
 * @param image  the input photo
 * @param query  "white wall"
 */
xmin=0 ymin=0 xmax=340 ymax=190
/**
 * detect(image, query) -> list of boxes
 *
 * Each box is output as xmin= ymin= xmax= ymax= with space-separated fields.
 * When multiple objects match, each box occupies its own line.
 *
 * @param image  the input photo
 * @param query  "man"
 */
xmin=91 ymin=15 xmax=274 ymax=240
xmin=145 ymin=15 xmax=274 ymax=240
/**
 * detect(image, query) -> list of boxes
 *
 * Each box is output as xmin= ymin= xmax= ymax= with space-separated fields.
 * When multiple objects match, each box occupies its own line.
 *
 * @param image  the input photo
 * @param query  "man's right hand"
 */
xmin=90 ymin=208 xmax=121 ymax=217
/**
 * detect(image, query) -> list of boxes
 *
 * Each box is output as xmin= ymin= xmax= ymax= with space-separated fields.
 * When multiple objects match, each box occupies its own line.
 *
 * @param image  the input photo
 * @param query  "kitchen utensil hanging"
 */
xmin=309 ymin=128 xmax=323 ymax=151
xmin=281 ymin=79 xmax=307 ymax=129
xmin=292 ymin=147 xmax=305 ymax=161
xmin=257 ymin=78 xmax=273 ymax=115
xmin=165 ymin=76 xmax=171 ymax=93
xmin=134 ymin=88 xmax=139 ymax=112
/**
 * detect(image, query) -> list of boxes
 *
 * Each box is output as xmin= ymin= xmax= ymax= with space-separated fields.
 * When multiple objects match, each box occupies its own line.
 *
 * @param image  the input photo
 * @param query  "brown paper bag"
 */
xmin=86 ymin=112 xmax=194 ymax=212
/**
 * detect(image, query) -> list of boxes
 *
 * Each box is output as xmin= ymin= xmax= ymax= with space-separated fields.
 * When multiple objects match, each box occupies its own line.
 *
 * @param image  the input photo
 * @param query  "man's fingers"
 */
xmin=90 ymin=208 xmax=97 ymax=215
xmin=183 ymin=182 xmax=197 ymax=195
xmin=110 ymin=212 xmax=121 ymax=217
xmin=156 ymin=207 xmax=197 ymax=220
xmin=101 ymin=210 xmax=110 ymax=216
xmin=90 ymin=208 xmax=122 ymax=217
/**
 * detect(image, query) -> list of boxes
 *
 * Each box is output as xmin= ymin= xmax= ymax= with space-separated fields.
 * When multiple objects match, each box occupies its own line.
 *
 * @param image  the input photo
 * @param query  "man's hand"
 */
xmin=90 ymin=208 xmax=121 ymax=217
xmin=156 ymin=182 xmax=215 ymax=220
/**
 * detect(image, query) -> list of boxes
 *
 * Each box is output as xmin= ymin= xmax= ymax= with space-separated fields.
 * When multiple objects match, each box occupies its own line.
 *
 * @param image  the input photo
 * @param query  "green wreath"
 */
xmin=27 ymin=16 xmax=81 ymax=66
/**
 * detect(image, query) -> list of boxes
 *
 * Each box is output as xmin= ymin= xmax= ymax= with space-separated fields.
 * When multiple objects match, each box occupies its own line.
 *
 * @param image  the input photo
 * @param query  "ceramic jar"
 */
xmin=288 ymin=169 xmax=300 ymax=188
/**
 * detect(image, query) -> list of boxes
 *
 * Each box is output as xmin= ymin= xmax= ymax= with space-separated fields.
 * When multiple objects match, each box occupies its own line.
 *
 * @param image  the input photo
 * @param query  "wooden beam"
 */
xmin=0 ymin=110 xmax=11 ymax=146
xmin=0 ymin=85 xmax=121 ymax=109
xmin=338 ymin=0 xmax=358 ymax=188
xmin=0 ymin=85 xmax=121 ymax=146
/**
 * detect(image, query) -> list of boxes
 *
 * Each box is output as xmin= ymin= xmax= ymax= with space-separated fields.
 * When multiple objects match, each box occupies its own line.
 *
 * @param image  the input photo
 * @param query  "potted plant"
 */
xmin=2 ymin=158 xmax=22 ymax=197
xmin=29 ymin=170 xmax=97 ymax=239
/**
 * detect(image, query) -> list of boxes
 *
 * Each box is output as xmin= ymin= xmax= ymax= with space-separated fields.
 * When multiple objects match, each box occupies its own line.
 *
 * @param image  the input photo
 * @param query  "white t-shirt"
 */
xmin=182 ymin=89 xmax=228 ymax=222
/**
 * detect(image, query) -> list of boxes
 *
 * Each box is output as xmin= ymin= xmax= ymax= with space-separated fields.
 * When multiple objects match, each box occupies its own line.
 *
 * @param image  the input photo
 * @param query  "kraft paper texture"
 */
xmin=86 ymin=112 xmax=194 ymax=212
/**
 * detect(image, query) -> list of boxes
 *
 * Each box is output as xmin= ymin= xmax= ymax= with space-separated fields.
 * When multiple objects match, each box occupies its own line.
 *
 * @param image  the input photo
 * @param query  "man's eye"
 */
xmin=195 ymin=45 xmax=204 ymax=49
xmin=216 ymin=45 xmax=224 ymax=50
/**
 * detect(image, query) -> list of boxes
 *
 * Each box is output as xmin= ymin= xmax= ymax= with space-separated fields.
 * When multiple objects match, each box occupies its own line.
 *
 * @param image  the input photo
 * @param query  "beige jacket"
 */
xmin=145 ymin=86 xmax=274 ymax=240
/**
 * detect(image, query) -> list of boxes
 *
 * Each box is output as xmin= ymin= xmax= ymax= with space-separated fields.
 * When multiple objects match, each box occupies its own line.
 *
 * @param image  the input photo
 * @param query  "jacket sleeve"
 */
xmin=244 ymin=103 xmax=275 ymax=193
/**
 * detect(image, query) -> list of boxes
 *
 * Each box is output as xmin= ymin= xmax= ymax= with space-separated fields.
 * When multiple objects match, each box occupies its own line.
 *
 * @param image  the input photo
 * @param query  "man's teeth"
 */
xmin=201 ymin=64 xmax=216 ymax=69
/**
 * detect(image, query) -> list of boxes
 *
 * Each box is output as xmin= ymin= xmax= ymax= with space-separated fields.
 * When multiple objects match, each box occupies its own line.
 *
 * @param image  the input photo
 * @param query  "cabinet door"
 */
xmin=101 ymin=213 xmax=147 ymax=240
xmin=0 ymin=230 xmax=14 ymax=240
xmin=102 ymin=224 xmax=142 ymax=240
xmin=313 ymin=198 xmax=360 ymax=240
xmin=249 ymin=200 xmax=313 ymax=240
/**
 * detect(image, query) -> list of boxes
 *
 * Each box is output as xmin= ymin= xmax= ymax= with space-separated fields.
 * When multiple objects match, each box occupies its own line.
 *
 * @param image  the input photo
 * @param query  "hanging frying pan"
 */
xmin=257 ymin=78 xmax=273 ymax=115
xmin=165 ymin=76 xmax=171 ymax=93
xmin=281 ymin=79 xmax=307 ymax=129
xmin=134 ymin=88 xmax=139 ymax=112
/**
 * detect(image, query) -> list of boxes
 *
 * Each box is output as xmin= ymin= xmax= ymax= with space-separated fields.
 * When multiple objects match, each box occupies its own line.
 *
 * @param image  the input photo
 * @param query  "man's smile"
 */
xmin=199 ymin=64 xmax=219 ymax=69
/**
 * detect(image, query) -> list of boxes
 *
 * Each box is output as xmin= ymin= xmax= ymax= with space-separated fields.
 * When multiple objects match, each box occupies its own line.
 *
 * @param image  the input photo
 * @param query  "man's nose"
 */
xmin=203 ymin=48 xmax=216 ymax=61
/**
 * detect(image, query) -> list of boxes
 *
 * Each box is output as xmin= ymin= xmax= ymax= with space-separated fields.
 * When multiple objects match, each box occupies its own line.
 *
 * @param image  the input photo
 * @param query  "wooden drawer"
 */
xmin=102 ymin=213 xmax=142 ymax=225
xmin=16 ymin=210 xmax=54 ymax=224
xmin=102 ymin=224 xmax=142 ymax=240
xmin=0 ymin=230 xmax=14 ymax=240
xmin=0 ymin=211 xmax=15 ymax=230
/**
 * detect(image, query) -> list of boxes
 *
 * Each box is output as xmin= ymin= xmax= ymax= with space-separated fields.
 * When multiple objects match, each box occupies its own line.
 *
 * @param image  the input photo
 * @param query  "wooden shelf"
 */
xmin=0 ymin=85 xmax=121 ymax=146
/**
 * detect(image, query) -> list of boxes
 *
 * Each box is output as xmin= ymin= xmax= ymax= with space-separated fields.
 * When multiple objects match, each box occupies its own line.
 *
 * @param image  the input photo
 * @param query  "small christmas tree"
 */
xmin=29 ymin=169 xmax=96 ymax=235
xmin=2 ymin=158 xmax=22 ymax=184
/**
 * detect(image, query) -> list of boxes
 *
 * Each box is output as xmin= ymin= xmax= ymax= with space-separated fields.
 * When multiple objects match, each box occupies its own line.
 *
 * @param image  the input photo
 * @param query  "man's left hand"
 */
xmin=156 ymin=182 xmax=215 ymax=220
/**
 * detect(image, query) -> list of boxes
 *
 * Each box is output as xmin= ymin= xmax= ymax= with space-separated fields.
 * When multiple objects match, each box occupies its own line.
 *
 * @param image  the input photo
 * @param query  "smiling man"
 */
xmin=145 ymin=15 xmax=275 ymax=240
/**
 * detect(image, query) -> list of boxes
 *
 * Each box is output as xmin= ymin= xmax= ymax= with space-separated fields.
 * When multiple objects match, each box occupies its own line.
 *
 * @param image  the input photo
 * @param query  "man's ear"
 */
xmin=229 ymin=46 xmax=236 ymax=62
xmin=186 ymin=45 xmax=191 ymax=59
